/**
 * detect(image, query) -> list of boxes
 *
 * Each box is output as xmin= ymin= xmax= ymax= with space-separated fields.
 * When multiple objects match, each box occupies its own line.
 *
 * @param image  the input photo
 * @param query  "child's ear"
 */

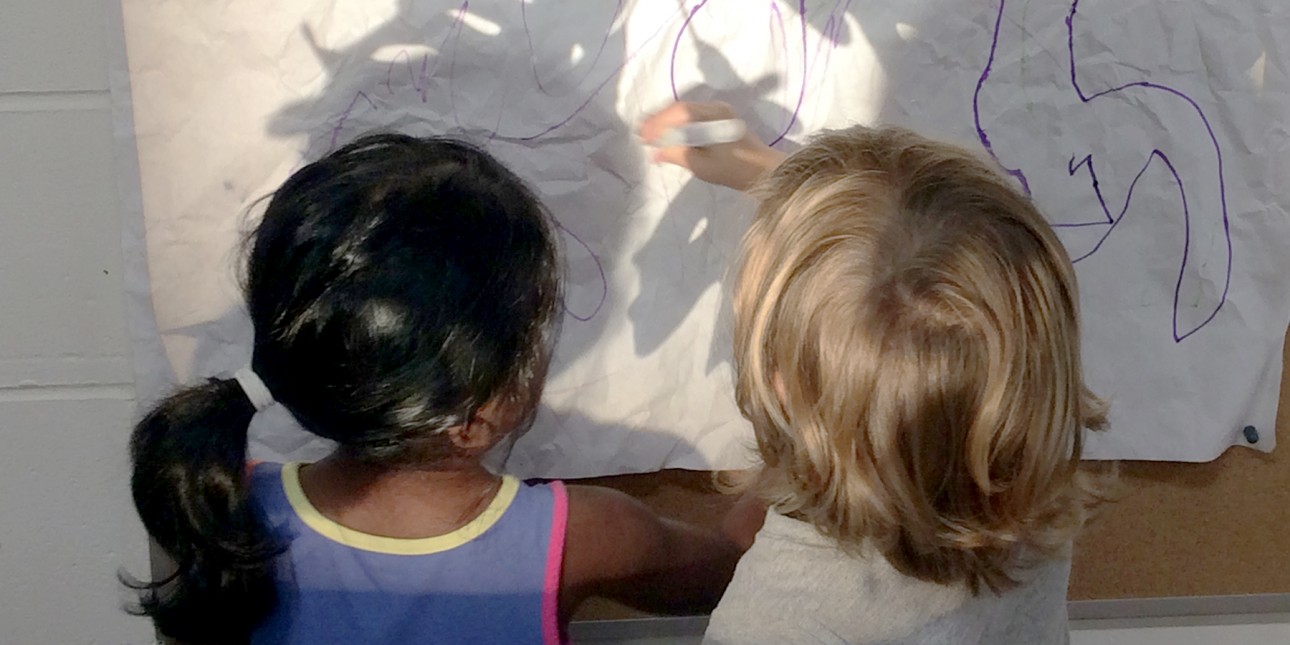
xmin=446 ymin=399 xmax=508 ymax=454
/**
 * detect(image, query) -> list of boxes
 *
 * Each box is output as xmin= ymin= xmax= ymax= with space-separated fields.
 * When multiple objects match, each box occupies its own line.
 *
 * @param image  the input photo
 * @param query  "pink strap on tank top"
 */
xmin=542 ymin=481 xmax=569 ymax=645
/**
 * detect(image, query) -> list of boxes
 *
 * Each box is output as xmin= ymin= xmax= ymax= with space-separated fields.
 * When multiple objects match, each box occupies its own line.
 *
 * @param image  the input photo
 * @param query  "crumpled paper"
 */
xmin=117 ymin=0 xmax=1290 ymax=477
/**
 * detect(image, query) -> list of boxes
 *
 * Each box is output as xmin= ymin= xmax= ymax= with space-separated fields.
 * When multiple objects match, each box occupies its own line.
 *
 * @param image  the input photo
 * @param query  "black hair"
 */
xmin=126 ymin=134 xmax=562 ymax=641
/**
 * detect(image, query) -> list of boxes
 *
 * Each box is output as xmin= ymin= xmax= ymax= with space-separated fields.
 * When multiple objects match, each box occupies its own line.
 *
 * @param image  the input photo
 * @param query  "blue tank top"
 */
xmin=248 ymin=462 xmax=568 ymax=644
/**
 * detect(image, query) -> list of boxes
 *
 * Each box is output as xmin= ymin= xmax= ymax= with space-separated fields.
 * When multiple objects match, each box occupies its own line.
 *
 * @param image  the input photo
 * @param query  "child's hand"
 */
xmin=562 ymin=485 xmax=745 ymax=616
xmin=639 ymin=101 xmax=787 ymax=192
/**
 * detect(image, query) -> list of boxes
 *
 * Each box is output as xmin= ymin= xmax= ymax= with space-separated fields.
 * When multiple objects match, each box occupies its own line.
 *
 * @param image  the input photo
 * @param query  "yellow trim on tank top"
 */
xmin=280 ymin=461 xmax=519 ymax=555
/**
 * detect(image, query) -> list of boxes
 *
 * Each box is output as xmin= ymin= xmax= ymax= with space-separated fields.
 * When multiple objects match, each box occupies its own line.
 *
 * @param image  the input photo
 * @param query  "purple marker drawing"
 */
xmin=973 ymin=0 xmax=1233 ymax=342
xmin=770 ymin=3 xmax=788 ymax=123
xmin=444 ymin=3 xmax=470 ymax=129
xmin=319 ymin=1 xmax=862 ymax=322
xmin=810 ymin=0 xmax=851 ymax=80
xmin=328 ymin=91 xmax=377 ymax=152
xmin=768 ymin=0 xmax=809 ymax=146
xmin=493 ymin=3 xmax=683 ymax=142
xmin=523 ymin=0 xmax=625 ymax=96
xmin=319 ymin=4 xmax=686 ymax=323
xmin=382 ymin=49 xmax=420 ymax=99
xmin=520 ymin=0 xmax=549 ymax=94
xmin=553 ymin=219 xmax=609 ymax=322
xmin=383 ymin=6 xmax=470 ymax=104
xmin=670 ymin=0 xmax=712 ymax=101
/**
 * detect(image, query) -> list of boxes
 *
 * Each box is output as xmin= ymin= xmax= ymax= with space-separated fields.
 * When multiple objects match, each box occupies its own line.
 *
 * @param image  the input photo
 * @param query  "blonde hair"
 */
xmin=733 ymin=126 xmax=1109 ymax=594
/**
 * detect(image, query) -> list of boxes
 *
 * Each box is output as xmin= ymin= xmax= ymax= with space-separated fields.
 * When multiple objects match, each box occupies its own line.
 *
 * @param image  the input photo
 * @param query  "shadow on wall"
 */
xmin=208 ymin=0 xmax=1254 ymax=468
xmin=235 ymin=0 xmax=872 ymax=471
xmin=259 ymin=0 xmax=836 ymax=376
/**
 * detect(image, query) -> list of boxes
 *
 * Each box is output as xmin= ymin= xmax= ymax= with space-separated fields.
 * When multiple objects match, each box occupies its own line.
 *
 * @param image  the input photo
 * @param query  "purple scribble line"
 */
xmin=973 ymin=0 xmax=1233 ymax=342
xmin=326 ymin=2 xmax=786 ymax=323
xmin=384 ymin=11 xmax=467 ymax=104
xmin=384 ymin=49 xmax=414 ymax=97
xmin=1060 ymin=154 xmax=1114 ymax=226
xmin=523 ymin=0 xmax=625 ymax=95
xmin=770 ymin=3 xmax=786 ymax=49
xmin=812 ymin=0 xmax=851 ymax=73
xmin=445 ymin=2 xmax=470 ymax=128
xmin=418 ymin=53 xmax=430 ymax=101
xmin=670 ymin=0 xmax=711 ymax=100
xmin=770 ymin=3 xmax=788 ymax=118
xmin=972 ymin=0 xmax=1031 ymax=195
xmin=520 ymin=0 xmax=547 ymax=93
xmin=768 ymin=0 xmax=809 ymax=146
xmin=1061 ymin=149 xmax=1204 ymax=343
xmin=813 ymin=15 xmax=834 ymax=71
xmin=834 ymin=0 xmax=854 ymax=44
xmin=382 ymin=51 xmax=429 ymax=101
xmin=492 ymin=5 xmax=681 ymax=142
xmin=328 ymin=91 xmax=377 ymax=151
xmin=1065 ymin=149 xmax=1175 ymax=249
xmin=1062 ymin=0 xmax=1231 ymax=342
xmin=584 ymin=0 xmax=628 ymax=79
xmin=553 ymin=219 xmax=608 ymax=321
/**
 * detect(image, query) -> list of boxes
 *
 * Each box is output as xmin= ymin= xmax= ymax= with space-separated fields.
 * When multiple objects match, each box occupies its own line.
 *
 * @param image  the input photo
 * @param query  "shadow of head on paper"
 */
xmin=627 ymin=39 xmax=791 ymax=371
xmin=248 ymin=1 xmax=721 ymax=478
xmin=262 ymin=0 xmax=642 ymax=389
xmin=623 ymin=0 xmax=904 ymax=368
xmin=245 ymin=0 xmax=892 ymax=476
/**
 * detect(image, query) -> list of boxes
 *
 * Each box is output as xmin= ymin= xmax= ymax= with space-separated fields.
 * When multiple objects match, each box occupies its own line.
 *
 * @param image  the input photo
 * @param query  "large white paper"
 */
xmin=118 ymin=0 xmax=1290 ymax=477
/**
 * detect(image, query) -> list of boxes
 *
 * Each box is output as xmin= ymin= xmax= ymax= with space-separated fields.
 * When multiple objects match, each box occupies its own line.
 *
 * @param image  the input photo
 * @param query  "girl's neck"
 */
xmin=297 ymin=452 xmax=504 ymax=540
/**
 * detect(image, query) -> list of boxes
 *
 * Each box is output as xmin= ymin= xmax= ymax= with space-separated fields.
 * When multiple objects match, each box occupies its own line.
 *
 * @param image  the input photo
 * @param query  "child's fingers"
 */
xmin=650 ymin=144 xmax=691 ymax=168
xmin=639 ymin=102 xmax=696 ymax=144
xmin=639 ymin=101 xmax=737 ymax=144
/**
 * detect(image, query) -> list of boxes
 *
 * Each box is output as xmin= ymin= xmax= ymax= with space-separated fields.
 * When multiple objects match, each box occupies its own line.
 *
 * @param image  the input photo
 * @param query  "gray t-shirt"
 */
xmin=704 ymin=512 xmax=1071 ymax=645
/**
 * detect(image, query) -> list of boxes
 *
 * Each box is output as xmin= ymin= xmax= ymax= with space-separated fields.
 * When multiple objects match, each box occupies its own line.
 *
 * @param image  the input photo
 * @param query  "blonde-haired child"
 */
xmin=642 ymin=102 xmax=1109 ymax=644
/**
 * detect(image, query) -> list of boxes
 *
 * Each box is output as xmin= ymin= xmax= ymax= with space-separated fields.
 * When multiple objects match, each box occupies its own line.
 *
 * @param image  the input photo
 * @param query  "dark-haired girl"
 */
xmin=128 ymin=134 xmax=752 ymax=644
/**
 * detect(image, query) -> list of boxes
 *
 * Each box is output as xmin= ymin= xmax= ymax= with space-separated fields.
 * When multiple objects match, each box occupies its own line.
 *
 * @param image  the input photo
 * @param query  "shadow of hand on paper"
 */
xmin=245 ymin=0 xmax=888 ymax=477
xmin=627 ymin=40 xmax=792 ymax=373
xmin=256 ymin=1 xmax=734 ymax=477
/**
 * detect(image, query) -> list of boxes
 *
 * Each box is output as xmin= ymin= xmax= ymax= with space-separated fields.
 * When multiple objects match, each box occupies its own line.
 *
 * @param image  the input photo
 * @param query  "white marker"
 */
xmin=653 ymin=118 xmax=747 ymax=148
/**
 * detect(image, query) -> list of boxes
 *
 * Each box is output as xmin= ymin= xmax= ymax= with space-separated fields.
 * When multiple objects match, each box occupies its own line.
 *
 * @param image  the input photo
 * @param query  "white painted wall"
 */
xmin=0 ymin=0 xmax=150 ymax=642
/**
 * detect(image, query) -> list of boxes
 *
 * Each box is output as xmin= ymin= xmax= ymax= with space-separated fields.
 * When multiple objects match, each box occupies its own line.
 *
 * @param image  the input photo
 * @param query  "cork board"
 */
xmin=573 ymin=327 xmax=1290 ymax=619
xmin=1065 ymin=327 xmax=1290 ymax=599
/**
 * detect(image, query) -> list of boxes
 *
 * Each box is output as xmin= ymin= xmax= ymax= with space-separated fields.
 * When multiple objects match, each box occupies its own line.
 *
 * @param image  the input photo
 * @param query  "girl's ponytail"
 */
xmin=126 ymin=378 xmax=279 ymax=643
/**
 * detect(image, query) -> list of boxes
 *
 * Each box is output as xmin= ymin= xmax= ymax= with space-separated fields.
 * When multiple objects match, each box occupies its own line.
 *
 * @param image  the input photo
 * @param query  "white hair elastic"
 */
xmin=233 ymin=367 xmax=276 ymax=412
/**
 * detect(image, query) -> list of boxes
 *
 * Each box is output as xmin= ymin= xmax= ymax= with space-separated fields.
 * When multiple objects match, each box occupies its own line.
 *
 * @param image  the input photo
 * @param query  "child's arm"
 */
xmin=559 ymin=484 xmax=763 ymax=620
xmin=639 ymin=101 xmax=787 ymax=191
